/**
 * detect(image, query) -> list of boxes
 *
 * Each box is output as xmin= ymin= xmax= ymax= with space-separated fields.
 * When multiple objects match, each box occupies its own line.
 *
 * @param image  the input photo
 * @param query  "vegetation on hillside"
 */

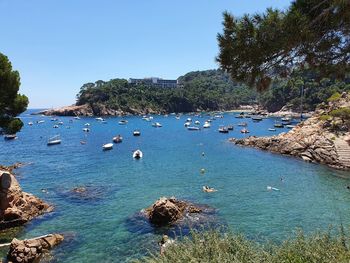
xmin=76 ymin=70 xmax=257 ymax=113
xmin=217 ymin=0 xmax=350 ymax=91
xmin=138 ymin=229 xmax=350 ymax=263
xmin=0 ymin=53 xmax=28 ymax=134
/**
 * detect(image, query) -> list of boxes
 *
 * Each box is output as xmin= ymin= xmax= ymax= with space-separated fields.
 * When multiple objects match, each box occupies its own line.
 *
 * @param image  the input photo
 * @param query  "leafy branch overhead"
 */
xmin=217 ymin=0 xmax=350 ymax=91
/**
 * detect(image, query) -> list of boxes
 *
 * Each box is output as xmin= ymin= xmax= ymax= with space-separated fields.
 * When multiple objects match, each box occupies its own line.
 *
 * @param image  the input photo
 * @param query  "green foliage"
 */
xmin=138 ymin=229 xmax=350 ymax=263
xmin=330 ymin=108 xmax=350 ymax=123
xmin=328 ymin=92 xmax=342 ymax=102
xmin=0 ymin=53 xmax=28 ymax=134
xmin=319 ymin=115 xmax=331 ymax=121
xmin=217 ymin=0 xmax=350 ymax=90
xmin=76 ymin=70 xmax=258 ymax=113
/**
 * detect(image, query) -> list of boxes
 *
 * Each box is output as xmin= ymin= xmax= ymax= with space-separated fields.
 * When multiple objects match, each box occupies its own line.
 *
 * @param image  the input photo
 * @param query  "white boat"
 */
xmin=186 ymin=118 xmax=192 ymax=122
xmin=50 ymin=118 xmax=58 ymax=121
xmin=53 ymin=125 xmax=59 ymax=128
xmin=194 ymin=120 xmax=200 ymax=125
xmin=218 ymin=126 xmax=229 ymax=133
xmin=237 ymin=122 xmax=247 ymax=127
xmin=96 ymin=117 xmax=104 ymax=121
xmin=133 ymin=149 xmax=143 ymax=159
xmin=133 ymin=130 xmax=141 ymax=136
xmin=281 ymin=117 xmax=291 ymax=122
xmin=102 ymin=143 xmax=113 ymax=150
xmin=268 ymin=128 xmax=276 ymax=131
xmin=47 ymin=135 xmax=61 ymax=146
xmin=58 ymin=121 xmax=64 ymax=125
xmin=82 ymin=128 xmax=90 ymax=132
xmin=119 ymin=120 xmax=128 ymax=125
xmin=286 ymin=125 xmax=296 ymax=129
xmin=101 ymin=120 xmax=107 ymax=124
xmin=203 ymin=122 xmax=211 ymax=128
xmin=74 ymin=116 xmax=81 ymax=120
xmin=37 ymin=120 xmax=45 ymax=124
xmin=240 ymin=128 xmax=250 ymax=134
xmin=84 ymin=123 xmax=90 ymax=126
xmin=28 ymin=122 xmax=33 ymax=126
xmin=113 ymin=135 xmax=123 ymax=143
xmin=188 ymin=126 xmax=200 ymax=131
xmin=152 ymin=122 xmax=162 ymax=127
xmin=175 ymin=116 xmax=180 ymax=120
xmin=4 ymin=134 xmax=17 ymax=140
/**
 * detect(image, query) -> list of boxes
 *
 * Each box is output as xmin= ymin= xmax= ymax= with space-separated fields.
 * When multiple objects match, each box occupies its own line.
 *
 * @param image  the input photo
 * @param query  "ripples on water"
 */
xmin=0 ymin=110 xmax=350 ymax=262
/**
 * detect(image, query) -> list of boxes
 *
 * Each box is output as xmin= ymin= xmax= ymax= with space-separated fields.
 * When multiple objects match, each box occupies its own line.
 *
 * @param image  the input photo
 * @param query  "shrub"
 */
xmin=327 ymin=92 xmax=342 ymax=102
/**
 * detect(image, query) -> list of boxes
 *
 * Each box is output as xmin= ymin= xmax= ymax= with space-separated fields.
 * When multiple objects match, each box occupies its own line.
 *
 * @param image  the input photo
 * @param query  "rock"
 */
xmin=0 ymin=170 xmax=52 ymax=230
xmin=7 ymin=234 xmax=63 ymax=263
xmin=145 ymin=197 xmax=203 ymax=226
xmin=231 ymin=92 xmax=350 ymax=170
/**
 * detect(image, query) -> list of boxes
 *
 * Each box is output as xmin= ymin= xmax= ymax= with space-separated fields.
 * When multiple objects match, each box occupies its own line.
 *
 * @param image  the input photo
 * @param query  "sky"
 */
xmin=0 ymin=0 xmax=292 ymax=108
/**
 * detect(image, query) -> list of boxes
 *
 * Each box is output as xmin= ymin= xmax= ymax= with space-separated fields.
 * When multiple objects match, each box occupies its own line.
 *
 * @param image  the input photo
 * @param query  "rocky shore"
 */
xmin=231 ymin=93 xmax=350 ymax=170
xmin=0 ymin=170 xmax=53 ymax=229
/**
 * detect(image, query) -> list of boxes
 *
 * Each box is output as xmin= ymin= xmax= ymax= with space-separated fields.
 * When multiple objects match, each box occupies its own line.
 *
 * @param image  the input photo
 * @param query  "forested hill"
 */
xmin=75 ymin=70 xmax=257 ymax=115
xmin=54 ymin=69 xmax=350 ymax=116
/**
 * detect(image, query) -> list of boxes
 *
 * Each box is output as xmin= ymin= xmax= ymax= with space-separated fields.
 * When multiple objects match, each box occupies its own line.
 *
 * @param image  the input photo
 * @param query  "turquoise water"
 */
xmin=1 ymin=111 xmax=350 ymax=262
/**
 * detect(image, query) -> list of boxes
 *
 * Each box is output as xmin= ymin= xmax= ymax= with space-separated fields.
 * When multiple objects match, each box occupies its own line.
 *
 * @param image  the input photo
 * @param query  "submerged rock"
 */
xmin=144 ymin=197 xmax=203 ymax=226
xmin=7 ymin=233 xmax=64 ymax=263
xmin=0 ymin=170 xmax=53 ymax=230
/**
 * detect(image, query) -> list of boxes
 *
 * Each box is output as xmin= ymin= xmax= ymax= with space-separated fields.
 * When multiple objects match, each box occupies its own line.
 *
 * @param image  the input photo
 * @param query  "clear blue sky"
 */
xmin=1 ymin=0 xmax=291 ymax=108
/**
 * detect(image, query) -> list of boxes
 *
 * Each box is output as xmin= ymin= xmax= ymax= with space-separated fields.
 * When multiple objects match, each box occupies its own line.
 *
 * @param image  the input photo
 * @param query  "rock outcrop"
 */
xmin=0 ymin=170 xmax=53 ymax=229
xmin=144 ymin=197 xmax=202 ymax=226
xmin=7 ymin=234 xmax=64 ymax=263
xmin=231 ymin=92 xmax=350 ymax=170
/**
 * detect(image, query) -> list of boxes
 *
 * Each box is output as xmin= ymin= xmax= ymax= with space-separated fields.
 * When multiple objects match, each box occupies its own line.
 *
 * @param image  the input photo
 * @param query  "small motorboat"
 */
xmin=252 ymin=116 xmax=263 ymax=121
xmin=80 ymin=140 xmax=86 ymax=145
xmin=58 ymin=121 xmax=64 ymax=125
xmin=152 ymin=122 xmax=162 ymax=127
xmin=101 ymin=120 xmax=107 ymax=124
xmin=50 ymin=118 xmax=58 ymax=121
xmin=28 ymin=122 xmax=33 ymax=126
xmin=133 ymin=130 xmax=141 ymax=136
xmin=47 ymin=135 xmax=61 ymax=146
xmin=175 ymin=115 xmax=180 ymax=120
xmin=237 ymin=122 xmax=247 ymax=127
xmin=188 ymin=126 xmax=200 ymax=131
xmin=4 ymin=134 xmax=17 ymax=140
xmin=186 ymin=118 xmax=192 ymax=122
xmin=203 ymin=122 xmax=211 ymax=128
xmin=119 ymin=120 xmax=128 ymax=125
xmin=133 ymin=149 xmax=143 ymax=159
xmin=113 ymin=135 xmax=123 ymax=143
xmin=96 ymin=117 xmax=104 ymax=121
xmin=184 ymin=121 xmax=191 ymax=127
xmin=274 ymin=122 xmax=284 ymax=128
xmin=74 ymin=116 xmax=81 ymax=120
xmin=37 ymin=120 xmax=45 ymax=124
xmin=281 ymin=117 xmax=291 ymax=122
xmin=268 ymin=128 xmax=276 ymax=131
xmin=84 ymin=123 xmax=90 ymax=126
xmin=286 ymin=125 xmax=296 ymax=129
xmin=53 ymin=125 xmax=59 ymax=128
xmin=82 ymin=128 xmax=90 ymax=132
xmin=194 ymin=120 xmax=200 ymax=125
xmin=227 ymin=125 xmax=234 ymax=131
xmin=202 ymin=186 xmax=217 ymax=193
xmin=235 ymin=115 xmax=244 ymax=118
xmin=240 ymin=128 xmax=250 ymax=134
xmin=102 ymin=143 xmax=113 ymax=151
xmin=218 ymin=126 xmax=229 ymax=133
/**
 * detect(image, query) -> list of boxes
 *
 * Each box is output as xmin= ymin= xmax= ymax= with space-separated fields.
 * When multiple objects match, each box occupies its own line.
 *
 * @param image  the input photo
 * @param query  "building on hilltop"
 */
xmin=128 ymin=77 xmax=178 ymax=88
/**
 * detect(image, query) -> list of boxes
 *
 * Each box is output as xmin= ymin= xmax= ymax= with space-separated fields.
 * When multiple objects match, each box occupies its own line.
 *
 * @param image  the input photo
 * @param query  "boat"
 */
xmin=102 ymin=143 xmax=113 ymax=150
xmin=274 ymin=122 xmax=284 ymax=128
xmin=186 ymin=118 xmax=192 ymax=122
xmin=113 ymin=135 xmax=123 ymax=143
xmin=28 ymin=122 xmax=33 ymax=126
xmin=235 ymin=115 xmax=244 ymax=118
xmin=184 ymin=121 xmax=191 ymax=127
xmin=37 ymin=120 xmax=45 ymax=124
xmin=281 ymin=117 xmax=291 ymax=122
xmin=203 ymin=122 xmax=211 ymax=128
xmin=53 ymin=125 xmax=59 ymax=128
xmin=218 ymin=126 xmax=229 ymax=133
xmin=47 ymin=135 xmax=61 ymax=146
xmin=227 ymin=125 xmax=234 ymax=130
xmin=101 ymin=120 xmax=107 ymax=124
xmin=268 ymin=128 xmax=276 ymax=131
xmin=82 ymin=128 xmax=90 ymax=132
xmin=133 ymin=149 xmax=143 ymax=159
xmin=237 ymin=122 xmax=247 ymax=127
xmin=73 ymin=116 xmax=81 ymax=120
xmin=84 ymin=123 xmax=90 ymax=126
xmin=58 ymin=121 xmax=64 ymax=125
xmin=202 ymin=186 xmax=217 ymax=193
xmin=175 ymin=116 xmax=180 ymax=120
xmin=252 ymin=116 xmax=263 ymax=121
xmin=50 ymin=118 xmax=58 ymax=121
xmin=240 ymin=128 xmax=250 ymax=133
xmin=286 ymin=125 xmax=296 ymax=129
xmin=80 ymin=140 xmax=86 ymax=145
xmin=152 ymin=122 xmax=162 ymax=127
xmin=133 ymin=130 xmax=141 ymax=136
xmin=194 ymin=120 xmax=200 ymax=125
xmin=4 ymin=134 xmax=17 ymax=140
xmin=187 ymin=126 xmax=200 ymax=131
xmin=96 ymin=117 xmax=104 ymax=121
xmin=118 ymin=120 xmax=128 ymax=125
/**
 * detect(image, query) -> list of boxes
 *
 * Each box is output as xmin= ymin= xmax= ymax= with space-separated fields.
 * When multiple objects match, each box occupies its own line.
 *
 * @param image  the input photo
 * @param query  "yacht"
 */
xmin=152 ymin=122 xmax=162 ymax=127
xmin=47 ymin=135 xmax=61 ymax=146
xmin=218 ymin=126 xmax=229 ymax=133
xmin=187 ymin=126 xmax=200 ymax=131
xmin=102 ymin=143 xmax=113 ymax=150
xmin=203 ymin=122 xmax=211 ymax=128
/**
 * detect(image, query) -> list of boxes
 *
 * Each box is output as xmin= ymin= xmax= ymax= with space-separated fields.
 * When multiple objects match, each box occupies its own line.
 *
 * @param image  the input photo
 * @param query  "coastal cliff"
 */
xmin=231 ymin=92 xmax=350 ymax=170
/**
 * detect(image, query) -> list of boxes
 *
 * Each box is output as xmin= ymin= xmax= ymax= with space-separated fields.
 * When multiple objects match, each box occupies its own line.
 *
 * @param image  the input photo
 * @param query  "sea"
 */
xmin=0 ymin=110 xmax=349 ymax=262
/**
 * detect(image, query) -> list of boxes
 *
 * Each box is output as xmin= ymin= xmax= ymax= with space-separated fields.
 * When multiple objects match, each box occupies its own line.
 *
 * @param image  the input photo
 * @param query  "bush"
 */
xmin=319 ymin=114 xmax=331 ymax=121
xmin=137 ymin=229 xmax=350 ymax=263
xmin=327 ymin=92 xmax=342 ymax=102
